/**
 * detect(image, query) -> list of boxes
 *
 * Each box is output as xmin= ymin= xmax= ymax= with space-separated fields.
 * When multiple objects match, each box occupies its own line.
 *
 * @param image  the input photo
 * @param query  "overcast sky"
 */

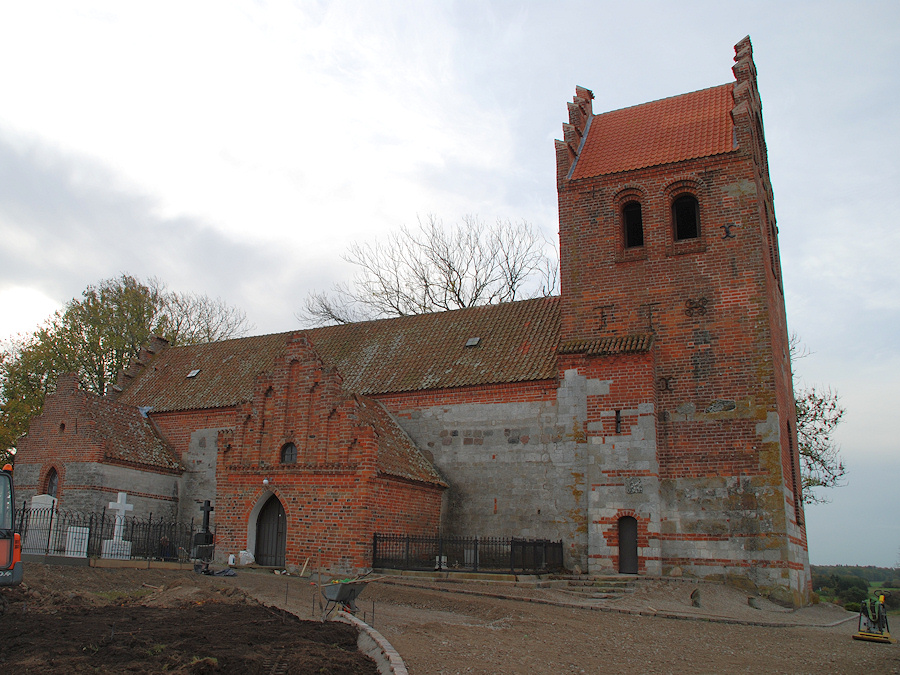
xmin=1 ymin=1 xmax=898 ymax=568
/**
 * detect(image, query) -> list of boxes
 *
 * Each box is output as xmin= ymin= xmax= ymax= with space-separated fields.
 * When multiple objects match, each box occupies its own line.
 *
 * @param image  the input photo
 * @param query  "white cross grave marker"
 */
xmin=102 ymin=491 xmax=134 ymax=560
xmin=108 ymin=492 xmax=134 ymax=540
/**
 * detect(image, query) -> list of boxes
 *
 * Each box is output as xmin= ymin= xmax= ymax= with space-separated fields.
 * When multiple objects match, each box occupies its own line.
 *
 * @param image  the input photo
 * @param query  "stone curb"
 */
xmin=380 ymin=579 xmax=857 ymax=629
xmin=334 ymin=610 xmax=408 ymax=675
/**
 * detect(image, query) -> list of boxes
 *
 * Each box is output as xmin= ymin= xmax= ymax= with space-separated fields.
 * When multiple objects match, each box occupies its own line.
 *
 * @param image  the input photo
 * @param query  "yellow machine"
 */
xmin=852 ymin=594 xmax=895 ymax=644
xmin=0 ymin=463 xmax=22 ymax=587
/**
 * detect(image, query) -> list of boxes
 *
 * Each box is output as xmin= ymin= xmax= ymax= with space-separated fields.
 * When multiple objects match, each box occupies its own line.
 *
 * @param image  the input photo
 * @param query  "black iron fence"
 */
xmin=373 ymin=534 xmax=564 ymax=574
xmin=14 ymin=504 xmax=213 ymax=562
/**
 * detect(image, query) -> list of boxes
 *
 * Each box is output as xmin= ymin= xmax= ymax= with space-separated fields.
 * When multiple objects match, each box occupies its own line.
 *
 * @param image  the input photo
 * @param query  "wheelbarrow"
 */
xmin=321 ymin=581 xmax=367 ymax=620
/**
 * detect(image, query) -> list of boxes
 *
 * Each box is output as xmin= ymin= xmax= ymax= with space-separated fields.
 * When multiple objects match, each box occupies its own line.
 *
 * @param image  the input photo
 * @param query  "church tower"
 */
xmin=555 ymin=37 xmax=809 ymax=602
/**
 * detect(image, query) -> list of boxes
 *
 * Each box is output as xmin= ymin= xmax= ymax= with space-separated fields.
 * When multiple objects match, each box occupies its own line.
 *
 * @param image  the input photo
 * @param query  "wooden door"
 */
xmin=255 ymin=495 xmax=286 ymax=567
xmin=618 ymin=516 xmax=638 ymax=574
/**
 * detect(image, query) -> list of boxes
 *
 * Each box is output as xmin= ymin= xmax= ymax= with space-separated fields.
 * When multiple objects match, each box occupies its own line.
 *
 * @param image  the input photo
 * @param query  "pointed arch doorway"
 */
xmin=255 ymin=495 xmax=286 ymax=567
xmin=618 ymin=516 xmax=638 ymax=574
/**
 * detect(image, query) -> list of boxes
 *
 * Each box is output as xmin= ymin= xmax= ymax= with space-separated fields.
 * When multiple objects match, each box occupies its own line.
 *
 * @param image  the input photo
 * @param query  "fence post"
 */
xmin=372 ymin=533 xmax=378 ymax=568
xmin=146 ymin=513 xmax=153 ymax=560
xmin=437 ymin=535 xmax=443 ymax=571
xmin=510 ymin=538 xmax=515 ymax=574
xmin=404 ymin=535 xmax=410 ymax=570
xmin=44 ymin=503 xmax=56 ymax=556
xmin=473 ymin=537 xmax=479 ymax=572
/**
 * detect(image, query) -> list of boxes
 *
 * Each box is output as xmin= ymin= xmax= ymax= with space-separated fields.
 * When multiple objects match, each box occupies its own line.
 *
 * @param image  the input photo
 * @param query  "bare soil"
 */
xmin=3 ymin=563 xmax=899 ymax=674
xmin=0 ymin=564 xmax=377 ymax=674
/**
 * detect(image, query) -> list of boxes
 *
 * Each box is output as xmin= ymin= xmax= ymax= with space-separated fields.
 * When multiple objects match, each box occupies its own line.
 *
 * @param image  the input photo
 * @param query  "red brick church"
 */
xmin=14 ymin=37 xmax=811 ymax=603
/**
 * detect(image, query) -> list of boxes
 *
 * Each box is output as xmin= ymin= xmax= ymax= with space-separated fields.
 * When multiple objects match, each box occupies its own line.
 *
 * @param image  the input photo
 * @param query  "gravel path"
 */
xmin=227 ymin=570 xmax=900 ymax=674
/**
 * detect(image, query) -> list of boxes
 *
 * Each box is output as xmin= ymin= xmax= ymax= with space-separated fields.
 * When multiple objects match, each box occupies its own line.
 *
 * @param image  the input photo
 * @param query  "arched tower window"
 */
xmin=280 ymin=443 xmax=297 ymax=464
xmin=673 ymin=194 xmax=700 ymax=240
xmin=46 ymin=468 xmax=59 ymax=498
xmin=622 ymin=201 xmax=644 ymax=248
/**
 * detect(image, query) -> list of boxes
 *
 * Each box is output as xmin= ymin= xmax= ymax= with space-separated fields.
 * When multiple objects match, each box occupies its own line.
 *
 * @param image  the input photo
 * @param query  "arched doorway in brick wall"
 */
xmin=618 ymin=516 xmax=638 ymax=574
xmin=254 ymin=495 xmax=286 ymax=567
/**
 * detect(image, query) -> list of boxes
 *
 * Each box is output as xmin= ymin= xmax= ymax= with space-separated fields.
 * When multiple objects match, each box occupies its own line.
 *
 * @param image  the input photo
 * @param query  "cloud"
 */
xmin=0 ymin=130 xmax=328 ymax=337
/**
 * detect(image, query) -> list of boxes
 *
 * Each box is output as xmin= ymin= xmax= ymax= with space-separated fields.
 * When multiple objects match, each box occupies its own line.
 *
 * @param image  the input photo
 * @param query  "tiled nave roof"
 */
xmin=116 ymin=297 xmax=561 ymax=413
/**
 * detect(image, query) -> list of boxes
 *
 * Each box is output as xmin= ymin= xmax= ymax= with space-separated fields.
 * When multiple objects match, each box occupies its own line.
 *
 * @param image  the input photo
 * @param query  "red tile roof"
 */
xmin=571 ymin=84 xmax=736 ymax=179
xmin=116 ymin=297 xmax=561 ymax=413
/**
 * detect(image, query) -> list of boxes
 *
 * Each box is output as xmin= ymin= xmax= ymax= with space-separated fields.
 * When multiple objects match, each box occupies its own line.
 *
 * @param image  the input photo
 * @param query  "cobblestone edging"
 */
xmin=335 ymin=610 xmax=408 ymax=675
xmin=379 ymin=579 xmax=858 ymax=629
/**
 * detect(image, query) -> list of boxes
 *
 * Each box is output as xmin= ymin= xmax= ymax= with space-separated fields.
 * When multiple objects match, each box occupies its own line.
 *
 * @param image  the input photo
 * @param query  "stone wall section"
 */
xmin=177 ymin=428 xmax=220 ymax=526
xmin=378 ymin=377 xmax=591 ymax=571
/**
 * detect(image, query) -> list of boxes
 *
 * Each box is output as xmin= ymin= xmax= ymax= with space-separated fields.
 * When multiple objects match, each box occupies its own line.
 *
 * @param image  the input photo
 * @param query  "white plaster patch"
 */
xmin=756 ymin=412 xmax=781 ymax=443
xmin=586 ymin=379 xmax=611 ymax=396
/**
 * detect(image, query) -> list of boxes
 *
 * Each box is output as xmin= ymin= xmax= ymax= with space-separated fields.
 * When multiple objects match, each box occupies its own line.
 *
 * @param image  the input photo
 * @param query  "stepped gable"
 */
xmin=116 ymin=297 xmax=561 ymax=412
xmin=571 ymin=83 xmax=736 ymax=179
xmin=354 ymin=395 xmax=447 ymax=487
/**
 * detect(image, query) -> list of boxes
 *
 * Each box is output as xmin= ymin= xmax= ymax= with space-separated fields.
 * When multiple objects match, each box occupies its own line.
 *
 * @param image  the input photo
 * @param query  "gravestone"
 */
xmin=101 ymin=492 xmax=134 ymax=560
xmin=192 ymin=499 xmax=215 ymax=561
xmin=65 ymin=526 xmax=90 ymax=558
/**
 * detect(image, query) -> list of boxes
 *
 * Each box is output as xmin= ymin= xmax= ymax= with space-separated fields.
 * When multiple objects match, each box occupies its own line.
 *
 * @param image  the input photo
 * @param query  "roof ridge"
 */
xmin=594 ymin=82 xmax=733 ymax=117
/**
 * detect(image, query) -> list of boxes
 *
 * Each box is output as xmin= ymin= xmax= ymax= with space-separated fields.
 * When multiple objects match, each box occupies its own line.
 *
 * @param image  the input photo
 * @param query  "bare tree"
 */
xmin=155 ymin=283 xmax=252 ymax=345
xmin=300 ymin=215 xmax=558 ymax=325
xmin=795 ymin=386 xmax=846 ymax=504
xmin=790 ymin=334 xmax=847 ymax=505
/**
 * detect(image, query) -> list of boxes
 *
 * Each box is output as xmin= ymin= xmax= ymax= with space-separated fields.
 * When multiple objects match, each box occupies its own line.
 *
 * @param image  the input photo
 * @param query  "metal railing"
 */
xmin=14 ymin=504 xmax=213 ymax=562
xmin=372 ymin=534 xmax=564 ymax=574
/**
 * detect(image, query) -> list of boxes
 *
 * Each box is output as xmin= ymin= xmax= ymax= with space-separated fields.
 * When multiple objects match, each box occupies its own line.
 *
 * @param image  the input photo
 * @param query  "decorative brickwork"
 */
xmin=555 ymin=36 xmax=808 ymax=602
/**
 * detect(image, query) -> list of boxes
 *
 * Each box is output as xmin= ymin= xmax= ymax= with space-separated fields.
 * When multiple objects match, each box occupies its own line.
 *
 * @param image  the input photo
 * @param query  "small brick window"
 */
xmin=622 ymin=201 xmax=644 ymax=248
xmin=673 ymin=194 xmax=700 ymax=240
xmin=280 ymin=443 xmax=297 ymax=464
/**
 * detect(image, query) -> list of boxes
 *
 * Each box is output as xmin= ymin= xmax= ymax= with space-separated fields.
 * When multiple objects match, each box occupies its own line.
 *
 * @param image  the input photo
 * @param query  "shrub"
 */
xmin=844 ymin=602 xmax=861 ymax=613
xmin=839 ymin=586 xmax=869 ymax=605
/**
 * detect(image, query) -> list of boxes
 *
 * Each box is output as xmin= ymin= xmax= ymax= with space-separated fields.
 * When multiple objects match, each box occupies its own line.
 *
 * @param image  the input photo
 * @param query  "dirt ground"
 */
xmin=0 ymin=564 xmax=377 ymax=674
xmin=3 ymin=563 xmax=899 ymax=674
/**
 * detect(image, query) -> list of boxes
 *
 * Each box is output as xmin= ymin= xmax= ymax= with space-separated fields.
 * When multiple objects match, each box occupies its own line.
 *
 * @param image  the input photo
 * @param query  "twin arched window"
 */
xmin=620 ymin=193 xmax=700 ymax=247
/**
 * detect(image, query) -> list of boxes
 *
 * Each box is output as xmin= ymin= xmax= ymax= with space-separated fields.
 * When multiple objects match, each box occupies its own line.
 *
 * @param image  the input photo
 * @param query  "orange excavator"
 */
xmin=0 ymin=463 xmax=22 ymax=587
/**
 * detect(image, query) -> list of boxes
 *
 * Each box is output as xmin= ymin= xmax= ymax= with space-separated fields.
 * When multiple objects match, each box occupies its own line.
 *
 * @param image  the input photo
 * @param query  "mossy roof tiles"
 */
xmin=356 ymin=396 xmax=447 ymax=487
xmin=116 ymin=296 xmax=560 ymax=413
xmin=83 ymin=392 xmax=181 ymax=471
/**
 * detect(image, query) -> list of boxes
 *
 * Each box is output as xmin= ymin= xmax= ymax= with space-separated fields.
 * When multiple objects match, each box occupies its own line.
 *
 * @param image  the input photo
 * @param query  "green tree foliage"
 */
xmin=810 ymin=565 xmax=900 ymax=609
xmin=0 ymin=275 xmax=251 ymax=461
